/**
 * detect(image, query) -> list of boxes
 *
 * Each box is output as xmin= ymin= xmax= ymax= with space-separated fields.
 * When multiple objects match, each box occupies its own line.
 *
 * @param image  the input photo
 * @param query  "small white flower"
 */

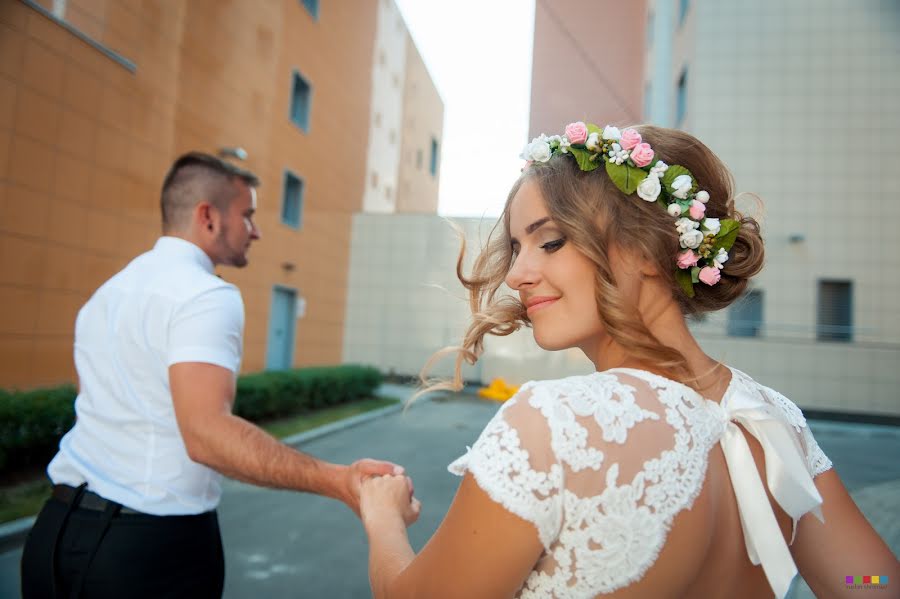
xmin=650 ymin=161 xmax=669 ymax=176
xmin=713 ymin=248 xmax=729 ymax=269
xmin=528 ymin=140 xmax=552 ymax=162
xmin=696 ymin=190 xmax=710 ymax=204
xmin=703 ymin=217 xmax=721 ymax=235
xmin=671 ymin=174 xmax=693 ymax=199
xmin=675 ymin=217 xmax=698 ymax=234
xmin=602 ymin=125 xmax=621 ymax=140
xmin=586 ymin=131 xmax=601 ymax=151
xmin=667 ymin=202 xmax=682 ymax=216
xmin=637 ymin=175 xmax=662 ymax=202
xmin=612 ymin=143 xmax=622 ymax=152
xmin=558 ymin=138 xmax=571 ymax=153
xmin=680 ymin=230 xmax=704 ymax=249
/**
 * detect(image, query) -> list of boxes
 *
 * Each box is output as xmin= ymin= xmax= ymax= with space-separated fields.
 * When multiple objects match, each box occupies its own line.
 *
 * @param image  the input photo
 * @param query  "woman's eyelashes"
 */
xmin=540 ymin=238 xmax=566 ymax=253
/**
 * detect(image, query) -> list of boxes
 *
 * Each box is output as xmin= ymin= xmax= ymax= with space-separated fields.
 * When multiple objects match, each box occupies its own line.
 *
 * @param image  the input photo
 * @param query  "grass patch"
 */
xmin=261 ymin=396 xmax=399 ymax=439
xmin=0 ymin=396 xmax=400 ymax=524
xmin=0 ymin=478 xmax=52 ymax=524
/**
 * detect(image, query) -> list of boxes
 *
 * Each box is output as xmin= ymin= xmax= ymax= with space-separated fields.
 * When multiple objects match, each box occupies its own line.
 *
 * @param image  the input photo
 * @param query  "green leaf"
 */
xmin=712 ymin=219 xmax=740 ymax=252
xmin=569 ymin=147 xmax=600 ymax=172
xmin=661 ymin=164 xmax=694 ymax=193
xmin=605 ymin=161 xmax=647 ymax=195
xmin=587 ymin=123 xmax=603 ymax=136
xmin=675 ymin=269 xmax=695 ymax=298
xmin=691 ymin=266 xmax=701 ymax=283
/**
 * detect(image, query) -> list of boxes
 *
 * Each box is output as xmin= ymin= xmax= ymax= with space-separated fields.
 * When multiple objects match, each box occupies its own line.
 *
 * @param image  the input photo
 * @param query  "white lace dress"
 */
xmin=449 ymin=367 xmax=832 ymax=599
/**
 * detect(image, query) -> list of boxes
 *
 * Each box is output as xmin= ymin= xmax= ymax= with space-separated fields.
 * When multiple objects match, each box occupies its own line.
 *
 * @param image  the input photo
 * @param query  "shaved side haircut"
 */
xmin=160 ymin=152 xmax=260 ymax=232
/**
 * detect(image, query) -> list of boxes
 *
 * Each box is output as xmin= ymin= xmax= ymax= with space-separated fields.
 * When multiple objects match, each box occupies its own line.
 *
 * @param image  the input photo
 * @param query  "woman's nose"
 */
xmin=505 ymin=251 xmax=536 ymax=290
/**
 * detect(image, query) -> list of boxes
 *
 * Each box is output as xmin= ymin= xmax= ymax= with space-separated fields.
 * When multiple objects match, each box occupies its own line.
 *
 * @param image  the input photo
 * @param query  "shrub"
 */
xmin=1 ymin=365 xmax=382 ymax=477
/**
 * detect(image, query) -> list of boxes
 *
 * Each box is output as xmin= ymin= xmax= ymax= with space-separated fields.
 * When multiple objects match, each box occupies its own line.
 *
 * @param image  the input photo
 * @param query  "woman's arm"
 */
xmin=361 ymin=472 xmax=545 ymax=599
xmin=791 ymin=469 xmax=899 ymax=597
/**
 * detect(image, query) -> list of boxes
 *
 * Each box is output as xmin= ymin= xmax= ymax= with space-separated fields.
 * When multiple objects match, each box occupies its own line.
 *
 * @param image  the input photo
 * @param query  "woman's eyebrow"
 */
xmin=510 ymin=216 xmax=553 ymax=246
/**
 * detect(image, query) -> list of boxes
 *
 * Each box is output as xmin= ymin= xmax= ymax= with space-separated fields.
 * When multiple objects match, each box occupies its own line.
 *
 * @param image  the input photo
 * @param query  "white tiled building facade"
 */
xmin=343 ymin=0 xmax=899 ymax=417
xmin=643 ymin=0 xmax=900 ymax=415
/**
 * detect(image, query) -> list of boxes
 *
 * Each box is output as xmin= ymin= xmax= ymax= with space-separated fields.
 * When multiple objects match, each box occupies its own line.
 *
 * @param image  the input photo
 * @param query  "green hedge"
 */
xmin=0 ymin=365 xmax=382 ymax=474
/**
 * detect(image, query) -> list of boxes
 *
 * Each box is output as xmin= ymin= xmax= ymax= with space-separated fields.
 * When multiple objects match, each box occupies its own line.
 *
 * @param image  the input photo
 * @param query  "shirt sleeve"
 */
xmin=448 ymin=387 xmax=565 ymax=549
xmin=167 ymin=285 xmax=244 ymax=372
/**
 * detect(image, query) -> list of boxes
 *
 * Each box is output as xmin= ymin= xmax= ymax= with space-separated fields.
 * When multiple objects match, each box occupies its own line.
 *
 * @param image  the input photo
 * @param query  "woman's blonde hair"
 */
xmin=419 ymin=125 xmax=764 ymax=395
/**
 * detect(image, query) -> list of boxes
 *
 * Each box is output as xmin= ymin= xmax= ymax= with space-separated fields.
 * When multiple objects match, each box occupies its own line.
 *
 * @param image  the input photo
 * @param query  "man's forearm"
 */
xmin=189 ymin=413 xmax=347 ymax=500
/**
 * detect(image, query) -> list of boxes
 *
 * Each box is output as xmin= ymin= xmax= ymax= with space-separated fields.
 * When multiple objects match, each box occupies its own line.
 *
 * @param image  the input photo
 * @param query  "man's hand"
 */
xmin=340 ymin=459 xmax=407 ymax=517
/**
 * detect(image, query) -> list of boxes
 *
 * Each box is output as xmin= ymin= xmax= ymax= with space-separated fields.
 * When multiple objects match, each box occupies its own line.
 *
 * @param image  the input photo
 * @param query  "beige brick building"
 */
xmin=0 ymin=0 xmax=442 ymax=388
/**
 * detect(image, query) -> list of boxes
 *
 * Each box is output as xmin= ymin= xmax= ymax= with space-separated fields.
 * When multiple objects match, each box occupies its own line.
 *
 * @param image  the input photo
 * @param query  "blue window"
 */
xmin=430 ymin=137 xmax=439 ymax=177
xmin=817 ymin=280 xmax=853 ymax=342
xmin=282 ymin=171 xmax=304 ymax=229
xmin=301 ymin=0 xmax=318 ymax=20
xmin=728 ymin=290 xmax=764 ymax=337
xmin=676 ymin=68 xmax=688 ymax=126
xmin=679 ymin=0 xmax=690 ymax=26
xmin=290 ymin=71 xmax=312 ymax=132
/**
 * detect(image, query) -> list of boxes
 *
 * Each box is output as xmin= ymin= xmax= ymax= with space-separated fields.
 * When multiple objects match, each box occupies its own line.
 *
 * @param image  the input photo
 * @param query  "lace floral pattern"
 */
xmin=448 ymin=367 xmax=833 ymax=598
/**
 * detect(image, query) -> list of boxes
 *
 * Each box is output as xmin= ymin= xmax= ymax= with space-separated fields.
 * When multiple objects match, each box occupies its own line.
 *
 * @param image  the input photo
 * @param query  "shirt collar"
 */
xmin=153 ymin=237 xmax=215 ymax=274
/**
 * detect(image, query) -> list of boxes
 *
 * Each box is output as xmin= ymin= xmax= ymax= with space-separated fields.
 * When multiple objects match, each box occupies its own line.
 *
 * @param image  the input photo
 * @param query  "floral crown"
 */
xmin=520 ymin=122 xmax=739 ymax=297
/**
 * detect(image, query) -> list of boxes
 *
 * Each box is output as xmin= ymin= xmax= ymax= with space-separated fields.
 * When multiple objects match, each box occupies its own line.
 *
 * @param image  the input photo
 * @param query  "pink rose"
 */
xmin=564 ymin=122 xmax=588 ymax=145
xmin=630 ymin=143 xmax=654 ymax=167
xmin=676 ymin=249 xmax=699 ymax=269
xmin=689 ymin=200 xmax=706 ymax=220
xmin=619 ymin=128 xmax=642 ymax=150
xmin=699 ymin=266 xmax=721 ymax=286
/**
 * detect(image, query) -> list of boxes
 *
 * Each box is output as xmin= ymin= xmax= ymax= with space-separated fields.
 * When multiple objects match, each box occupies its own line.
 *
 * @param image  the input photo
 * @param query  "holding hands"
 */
xmin=360 ymin=473 xmax=421 ymax=530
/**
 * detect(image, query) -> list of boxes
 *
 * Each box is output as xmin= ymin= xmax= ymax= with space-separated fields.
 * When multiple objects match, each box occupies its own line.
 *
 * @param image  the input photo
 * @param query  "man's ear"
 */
xmin=195 ymin=201 xmax=215 ymax=232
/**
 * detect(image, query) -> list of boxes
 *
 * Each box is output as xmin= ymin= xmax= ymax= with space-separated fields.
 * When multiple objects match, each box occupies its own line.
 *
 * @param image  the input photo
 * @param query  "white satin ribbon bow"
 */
xmin=719 ymin=389 xmax=824 ymax=599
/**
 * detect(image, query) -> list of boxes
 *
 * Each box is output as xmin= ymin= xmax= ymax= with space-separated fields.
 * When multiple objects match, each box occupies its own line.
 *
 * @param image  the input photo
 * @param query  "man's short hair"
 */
xmin=160 ymin=152 xmax=260 ymax=232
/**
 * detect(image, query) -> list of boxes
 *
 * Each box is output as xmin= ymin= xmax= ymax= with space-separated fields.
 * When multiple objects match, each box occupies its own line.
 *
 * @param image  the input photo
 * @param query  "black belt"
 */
xmin=52 ymin=485 xmax=143 ymax=515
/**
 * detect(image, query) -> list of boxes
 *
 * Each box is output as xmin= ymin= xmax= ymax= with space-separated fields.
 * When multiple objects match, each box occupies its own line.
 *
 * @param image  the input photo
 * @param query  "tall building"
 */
xmin=363 ymin=0 xmax=443 ymax=214
xmin=529 ymin=0 xmax=647 ymax=138
xmin=527 ymin=0 xmax=900 ymax=416
xmin=0 ymin=0 xmax=442 ymax=389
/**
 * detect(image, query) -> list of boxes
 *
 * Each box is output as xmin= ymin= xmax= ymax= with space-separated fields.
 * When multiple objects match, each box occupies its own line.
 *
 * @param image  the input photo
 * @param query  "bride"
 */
xmin=358 ymin=123 xmax=899 ymax=598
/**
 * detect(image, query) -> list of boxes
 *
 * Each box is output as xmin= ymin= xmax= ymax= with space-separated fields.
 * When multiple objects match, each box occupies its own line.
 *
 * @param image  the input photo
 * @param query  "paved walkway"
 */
xmin=1 ymin=390 xmax=898 ymax=598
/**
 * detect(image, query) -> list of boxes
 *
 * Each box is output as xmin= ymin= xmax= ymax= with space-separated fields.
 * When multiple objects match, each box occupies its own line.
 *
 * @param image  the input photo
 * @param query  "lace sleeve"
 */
xmin=448 ymin=387 xmax=564 ymax=549
xmin=753 ymin=381 xmax=834 ymax=478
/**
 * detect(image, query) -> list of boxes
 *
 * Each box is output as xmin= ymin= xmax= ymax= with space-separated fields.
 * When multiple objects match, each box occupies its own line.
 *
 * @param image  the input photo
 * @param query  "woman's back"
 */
xmin=449 ymin=367 xmax=831 ymax=598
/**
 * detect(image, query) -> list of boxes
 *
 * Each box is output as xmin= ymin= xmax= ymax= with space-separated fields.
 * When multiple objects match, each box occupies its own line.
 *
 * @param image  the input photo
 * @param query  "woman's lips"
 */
xmin=526 ymin=297 xmax=559 ymax=315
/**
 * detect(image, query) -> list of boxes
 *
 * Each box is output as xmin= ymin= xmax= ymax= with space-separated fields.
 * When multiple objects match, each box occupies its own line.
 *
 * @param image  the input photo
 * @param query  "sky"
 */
xmin=394 ymin=0 xmax=536 ymax=218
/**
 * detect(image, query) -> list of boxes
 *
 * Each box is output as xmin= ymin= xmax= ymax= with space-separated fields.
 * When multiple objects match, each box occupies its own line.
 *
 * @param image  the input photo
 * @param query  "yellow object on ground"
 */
xmin=477 ymin=378 xmax=520 ymax=402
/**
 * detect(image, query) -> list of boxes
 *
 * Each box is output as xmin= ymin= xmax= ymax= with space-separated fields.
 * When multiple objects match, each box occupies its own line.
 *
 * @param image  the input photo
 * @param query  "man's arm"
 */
xmin=169 ymin=361 xmax=400 ymax=516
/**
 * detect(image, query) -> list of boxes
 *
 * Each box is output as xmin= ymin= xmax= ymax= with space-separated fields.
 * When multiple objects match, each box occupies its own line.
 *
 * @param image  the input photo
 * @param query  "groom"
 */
xmin=20 ymin=152 xmax=407 ymax=598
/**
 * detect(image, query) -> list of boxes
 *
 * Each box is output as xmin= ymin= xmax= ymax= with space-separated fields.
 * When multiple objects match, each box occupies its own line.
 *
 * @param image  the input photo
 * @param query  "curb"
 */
xmin=0 ymin=389 xmax=421 ymax=554
xmin=280 ymin=400 xmax=406 ymax=447
xmin=0 ymin=516 xmax=35 ymax=554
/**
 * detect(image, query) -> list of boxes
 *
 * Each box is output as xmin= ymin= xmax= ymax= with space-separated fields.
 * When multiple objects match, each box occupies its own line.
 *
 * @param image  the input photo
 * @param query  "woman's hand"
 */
xmin=360 ymin=474 xmax=421 ymax=531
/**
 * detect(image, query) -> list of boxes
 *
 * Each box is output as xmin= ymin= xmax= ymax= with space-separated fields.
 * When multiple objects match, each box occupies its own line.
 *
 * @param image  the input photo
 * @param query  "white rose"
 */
xmin=667 ymin=203 xmax=683 ymax=216
xmin=586 ymin=131 xmax=601 ymax=151
xmin=637 ymin=175 xmax=661 ymax=202
xmin=675 ymin=217 xmax=698 ymax=234
xmin=671 ymin=174 xmax=693 ymax=199
xmin=680 ymin=230 xmax=704 ymax=249
xmin=696 ymin=190 xmax=710 ymax=204
xmin=703 ymin=217 xmax=721 ymax=235
xmin=602 ymin=125 xmax=621 ymax=140
xmin=528 ymin=140 xmax=552 ymax=162
xmin=714 ymin=248 xmax=729 ymax=268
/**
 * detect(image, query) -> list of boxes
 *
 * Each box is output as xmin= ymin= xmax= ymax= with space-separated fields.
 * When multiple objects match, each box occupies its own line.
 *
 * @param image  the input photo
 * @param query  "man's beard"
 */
xmin=215 ymin=226 xmax=248 ymax=268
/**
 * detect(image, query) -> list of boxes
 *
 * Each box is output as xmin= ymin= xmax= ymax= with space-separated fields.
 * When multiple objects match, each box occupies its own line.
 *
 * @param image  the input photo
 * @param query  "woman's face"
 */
xmin=505 ymin=179 xmax=606 ymax=353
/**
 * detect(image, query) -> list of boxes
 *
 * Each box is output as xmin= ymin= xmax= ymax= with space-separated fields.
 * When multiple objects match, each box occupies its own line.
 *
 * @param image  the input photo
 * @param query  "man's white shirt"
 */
xmin=48 ymin=237 xmax=244 ymax=515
